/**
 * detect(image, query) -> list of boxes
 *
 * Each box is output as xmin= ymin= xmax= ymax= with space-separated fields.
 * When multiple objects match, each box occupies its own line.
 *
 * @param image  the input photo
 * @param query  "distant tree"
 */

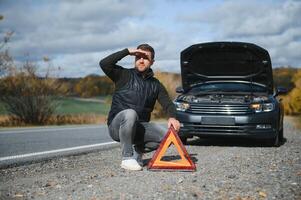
xmin=0 ymin=14 xmax=65 ymax=125
xmin=0 ymin=24 xmax=63 ymax=124
xmin=282 ymin=69 xmax=301 ymax=115
xmin=0 ymin=61 xmax=62 ymax=124
xmin=289 ymin=70 xmax=301 ymax=113
xmin=0 ymin=31 xmax=14 ymax=77
xmin=0 ymin=14 xmax=14 ymax=77
xmin=273 ymin=67 xmax=297 ymax=91
xmin=151 ymin=71 xmax=181 ymax=119
xmin=73 ymin=75 xmax=114 ymax=97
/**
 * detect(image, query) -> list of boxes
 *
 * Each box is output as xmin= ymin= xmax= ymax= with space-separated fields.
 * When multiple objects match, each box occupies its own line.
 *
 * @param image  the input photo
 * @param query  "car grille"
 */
xmin=187 ymin=103 xmax=253 ymax=115
xmin=180 ymin=123 xmax=255 ymax=134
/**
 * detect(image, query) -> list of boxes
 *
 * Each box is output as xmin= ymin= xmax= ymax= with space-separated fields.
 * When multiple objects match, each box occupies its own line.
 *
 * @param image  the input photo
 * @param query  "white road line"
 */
xmin=0 ymin=142 xmax=118 ymax=162
xmin=0 ymin=126 xmax=106 ymax=134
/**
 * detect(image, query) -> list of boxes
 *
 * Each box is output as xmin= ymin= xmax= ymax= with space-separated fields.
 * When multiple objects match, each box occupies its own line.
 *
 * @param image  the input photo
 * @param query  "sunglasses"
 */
xmin=135 ymin=54 xmax=151 ymax=61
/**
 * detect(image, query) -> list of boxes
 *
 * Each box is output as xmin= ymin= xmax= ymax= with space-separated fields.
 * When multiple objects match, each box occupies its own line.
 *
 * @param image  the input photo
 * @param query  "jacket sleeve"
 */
xmin=99 ymin=48 xmax=129 ymax=82
xmin=157 ymin=82 xmax=177 ymax=118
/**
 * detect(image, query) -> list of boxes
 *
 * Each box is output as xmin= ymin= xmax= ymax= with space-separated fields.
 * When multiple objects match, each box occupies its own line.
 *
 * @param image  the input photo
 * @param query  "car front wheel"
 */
xmin=279 ymin=128 xmax=284 ymax=142
xmin=179 ymin=136 xmax=188 ymax=145
xmin=268 ymin=130 xmax=281 ymax=147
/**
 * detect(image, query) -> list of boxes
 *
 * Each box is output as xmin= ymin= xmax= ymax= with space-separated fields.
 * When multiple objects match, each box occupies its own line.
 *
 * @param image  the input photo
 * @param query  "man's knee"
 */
xmin=119 ymin=109 xmax=138 ymax=126
xmin=123 ymin=109 xmax=138 ymax=120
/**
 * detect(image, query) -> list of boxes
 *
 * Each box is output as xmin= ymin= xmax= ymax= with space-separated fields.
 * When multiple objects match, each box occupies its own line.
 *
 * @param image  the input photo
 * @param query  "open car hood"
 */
xmin=180 ymin=42 xmax=274 ymax=94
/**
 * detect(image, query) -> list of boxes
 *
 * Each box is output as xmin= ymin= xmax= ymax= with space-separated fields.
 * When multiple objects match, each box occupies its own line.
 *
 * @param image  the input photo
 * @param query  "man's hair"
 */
xmin=137 ymin=43 xmax=155 ymax=60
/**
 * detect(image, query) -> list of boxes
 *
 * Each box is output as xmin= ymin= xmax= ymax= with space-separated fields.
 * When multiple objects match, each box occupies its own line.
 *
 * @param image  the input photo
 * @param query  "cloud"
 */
xmin=0 ymin=0 xmax=187 ymax=77
xmin=177 ymin=0 xmax=301 ymax=67
xmin=179 ymin=0 xmax=301 ymax=37
xmin=0 ymin=0 xmax=151 ymax=59
xmin=1 ymin=0 xmax=300 ymax=78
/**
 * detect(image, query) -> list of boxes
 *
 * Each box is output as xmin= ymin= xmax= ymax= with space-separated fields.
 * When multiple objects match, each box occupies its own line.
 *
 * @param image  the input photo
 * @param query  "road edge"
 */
xmin=0 ymin=142 xmax=119 ymax=169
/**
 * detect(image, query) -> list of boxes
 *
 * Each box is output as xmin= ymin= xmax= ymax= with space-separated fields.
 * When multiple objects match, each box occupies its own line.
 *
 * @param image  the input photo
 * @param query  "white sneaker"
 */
xmin=121 ymin=159 xmax=142 ymax=171
xmin=133 ymin=147 xmax=144 ymax=166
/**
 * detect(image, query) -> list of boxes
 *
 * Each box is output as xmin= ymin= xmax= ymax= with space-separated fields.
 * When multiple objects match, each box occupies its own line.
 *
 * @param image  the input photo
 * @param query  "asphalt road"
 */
xmin=0 ymin=125 xmax=117 ymax=167
xmin=0 ymin=118 xmax=300 ymax=199
xmin=0 ymin=123 xmax=167 ymax=167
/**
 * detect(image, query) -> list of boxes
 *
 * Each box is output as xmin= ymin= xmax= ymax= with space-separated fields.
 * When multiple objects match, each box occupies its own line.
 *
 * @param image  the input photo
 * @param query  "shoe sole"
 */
xmin=121 ymin=165 xmax=142 ymax=171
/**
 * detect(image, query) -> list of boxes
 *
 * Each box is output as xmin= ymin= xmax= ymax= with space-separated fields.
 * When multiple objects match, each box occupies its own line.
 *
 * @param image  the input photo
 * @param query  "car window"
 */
xmin=188 ymin=82 xmax=267 ymax=93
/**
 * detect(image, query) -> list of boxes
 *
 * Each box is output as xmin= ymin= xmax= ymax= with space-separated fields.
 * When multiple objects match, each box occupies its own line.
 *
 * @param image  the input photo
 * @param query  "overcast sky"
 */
xmin=0 ymin=0 xmax=300 ymax=77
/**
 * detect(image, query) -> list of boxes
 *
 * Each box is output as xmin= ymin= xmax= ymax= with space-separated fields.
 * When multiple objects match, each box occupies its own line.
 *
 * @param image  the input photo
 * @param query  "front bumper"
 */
xmin=176 ymin=111 xmax=278 ymax=139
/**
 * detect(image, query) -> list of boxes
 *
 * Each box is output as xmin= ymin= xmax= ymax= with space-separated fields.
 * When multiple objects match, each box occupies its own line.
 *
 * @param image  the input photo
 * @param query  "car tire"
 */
xmin=179 ymin=136 xmax=188 ymax=145
xmin=268 ymin=130 xmax=280 ymax=147
xmin=279 ymin=128 xmax=284 ymax=142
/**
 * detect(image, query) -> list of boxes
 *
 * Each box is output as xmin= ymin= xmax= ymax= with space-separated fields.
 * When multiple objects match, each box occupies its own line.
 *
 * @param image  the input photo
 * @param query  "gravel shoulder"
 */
xmin=0 ymin=118 xmax=300 ymax=200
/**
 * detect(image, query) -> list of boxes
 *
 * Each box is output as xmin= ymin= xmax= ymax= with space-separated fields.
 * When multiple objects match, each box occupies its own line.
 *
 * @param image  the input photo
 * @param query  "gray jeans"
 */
xmin=108 ymin=109 xmax=167 ymax=158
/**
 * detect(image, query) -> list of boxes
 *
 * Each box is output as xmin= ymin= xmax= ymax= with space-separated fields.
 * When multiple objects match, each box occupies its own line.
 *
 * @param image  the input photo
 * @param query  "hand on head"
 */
xmin=128 ymin=48 xmax=152 ymax=61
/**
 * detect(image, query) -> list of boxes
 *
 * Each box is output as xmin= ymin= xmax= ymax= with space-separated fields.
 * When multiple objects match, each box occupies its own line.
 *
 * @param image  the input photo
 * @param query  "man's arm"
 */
xmin=157 ymin=83 xmax=180 ymax=131
xmin=99 ymin=48 xmax=151 ymax=82
xmin=99 ymin=48 xmax=129 ymax=82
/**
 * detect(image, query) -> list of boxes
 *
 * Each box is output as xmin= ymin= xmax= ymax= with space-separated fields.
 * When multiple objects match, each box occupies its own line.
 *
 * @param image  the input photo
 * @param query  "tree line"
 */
xmin=275 ymin=68 xmax=301 ymax=115
xmin=1 ymin=64 xmax=300 ymax=125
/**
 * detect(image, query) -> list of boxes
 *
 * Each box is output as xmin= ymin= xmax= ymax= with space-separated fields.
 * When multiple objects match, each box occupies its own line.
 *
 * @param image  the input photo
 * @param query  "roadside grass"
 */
xmin=0 ymin=97 xmax=110 ymax=127
xmin=0 ymin=97 xmax=110 ymax=115
xmin=0 ymin=114 xmax=107 ymax=127
xmin=54 ymin=97 xmax=110 ymax=115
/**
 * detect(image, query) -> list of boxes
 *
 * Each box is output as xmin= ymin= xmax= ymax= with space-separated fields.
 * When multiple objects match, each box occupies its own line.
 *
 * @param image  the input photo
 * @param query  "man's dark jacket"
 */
xmin=99 ymin=49 xmax=176 ymax=125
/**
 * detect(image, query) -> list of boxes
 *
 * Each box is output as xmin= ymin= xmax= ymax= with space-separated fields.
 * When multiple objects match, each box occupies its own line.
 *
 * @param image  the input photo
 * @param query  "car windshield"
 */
xmin=188 ymin=82 xmax=267 ymax=93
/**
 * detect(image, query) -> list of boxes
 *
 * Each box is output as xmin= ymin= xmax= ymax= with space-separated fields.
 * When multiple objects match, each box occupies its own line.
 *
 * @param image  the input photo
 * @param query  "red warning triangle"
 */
xmin=147 ymin=126 xmax=196 ymax=171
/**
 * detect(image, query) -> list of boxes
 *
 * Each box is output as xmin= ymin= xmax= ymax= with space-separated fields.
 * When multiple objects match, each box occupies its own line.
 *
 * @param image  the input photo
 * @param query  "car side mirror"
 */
xmin=274 ymin=87 xmax=288 ymax=97
xmin=176 ymin=86 xmax=184 ymax=93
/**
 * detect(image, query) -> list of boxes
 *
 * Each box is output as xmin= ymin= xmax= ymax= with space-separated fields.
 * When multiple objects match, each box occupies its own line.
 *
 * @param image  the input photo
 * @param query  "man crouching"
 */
xmin=99 ymin=44 xmax=180 ymax=171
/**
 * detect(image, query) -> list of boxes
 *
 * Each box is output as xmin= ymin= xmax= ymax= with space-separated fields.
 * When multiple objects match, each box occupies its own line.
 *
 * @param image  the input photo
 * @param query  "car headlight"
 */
xmin=174 ymin=102 xmax=190 ymax=111
xmin=250 ymin=103 xmax=274 ymax=112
